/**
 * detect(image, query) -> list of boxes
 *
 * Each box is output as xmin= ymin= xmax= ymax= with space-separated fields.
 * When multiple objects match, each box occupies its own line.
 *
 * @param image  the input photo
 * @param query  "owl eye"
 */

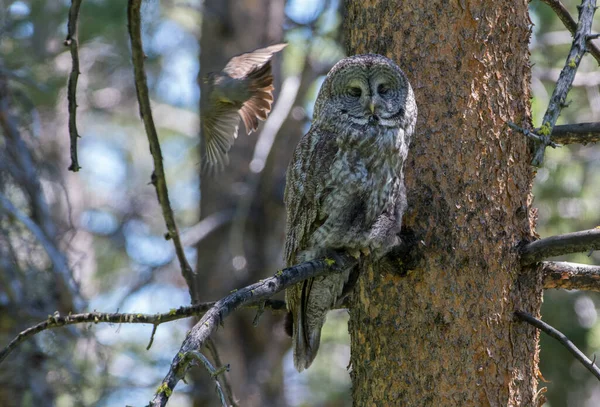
xmin=347 ymin=87 xmax=362 ymax=98
xmin=377 ymin=84 xmax=389 ymax=95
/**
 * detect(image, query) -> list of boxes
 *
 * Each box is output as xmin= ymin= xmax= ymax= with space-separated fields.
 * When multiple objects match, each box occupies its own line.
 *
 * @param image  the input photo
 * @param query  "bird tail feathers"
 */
xmin=290 ymin=309 xmax=322 ymax=372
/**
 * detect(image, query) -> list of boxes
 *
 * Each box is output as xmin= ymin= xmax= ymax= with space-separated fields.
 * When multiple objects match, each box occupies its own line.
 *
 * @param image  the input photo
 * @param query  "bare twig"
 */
xmin=508 ymin=122 xmax=559 ymax=147
xmin=520 ymin=228 xmax=600 ymax=265
xmin=515 ymin=310 xmax=600 ymax=381
xmin=0 ymin=298 xmax=287 ymax=364
xmin=187 ymin=351 xmax=229 ymax=407
xmin=532 ymin=0 xmax=597 ymax=166
xmin=550 ymin=122 xmax=600 ymax=145
xmin=65 ymin=0 xmax=83 ymax=172
xmin=205 ymin=338 xmax=237 ymax=407
xmin=147 ymin=324 xmax=159 ymax=350
xmin=127 ymin=0 xmax=196 ymax=297
xmin=149 ymin=253 xmax=358 ymax=407
xmin=539 ymin=0 xmax=600 ymax=65
xmin=542 ymin=261 xmax=600 ymax=291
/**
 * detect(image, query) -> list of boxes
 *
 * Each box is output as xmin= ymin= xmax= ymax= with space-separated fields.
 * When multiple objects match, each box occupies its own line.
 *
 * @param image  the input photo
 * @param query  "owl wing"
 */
xmin=284 ymin=126 xmax=340 ymax=371
xmin=283 ymin=126 xmax=338 ymax=266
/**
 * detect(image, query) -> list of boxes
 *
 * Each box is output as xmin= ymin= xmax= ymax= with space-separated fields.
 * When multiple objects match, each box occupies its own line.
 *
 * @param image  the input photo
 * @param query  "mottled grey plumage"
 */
xmin=201 ymin=43 xmax=287 ymax=170
xmin=284 ymin=54 xmax=417 ymax=371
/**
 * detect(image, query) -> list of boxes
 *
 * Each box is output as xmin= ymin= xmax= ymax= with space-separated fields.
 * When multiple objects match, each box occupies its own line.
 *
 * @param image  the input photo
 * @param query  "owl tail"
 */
xmin=287 ymin=278 xmax=328 ymax=372
xmin=289 ymin=309 xmax=323 ymax=372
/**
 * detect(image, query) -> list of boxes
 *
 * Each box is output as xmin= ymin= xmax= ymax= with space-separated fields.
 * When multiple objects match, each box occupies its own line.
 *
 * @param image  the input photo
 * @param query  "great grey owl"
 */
xmin=201 ymin=43 xmax=287 ymax=170
xmin=284 ymin=54 xmax=417 ymax=372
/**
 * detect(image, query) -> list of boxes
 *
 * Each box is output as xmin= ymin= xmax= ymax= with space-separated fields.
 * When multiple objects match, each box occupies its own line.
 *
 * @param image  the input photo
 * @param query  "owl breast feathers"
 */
xmin=284 ymin=54 xmax=417 ymax=372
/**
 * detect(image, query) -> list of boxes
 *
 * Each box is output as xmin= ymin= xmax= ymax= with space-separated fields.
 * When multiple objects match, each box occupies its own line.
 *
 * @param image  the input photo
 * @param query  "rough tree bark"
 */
xmin=345 ymin=1 xmax=542 ymax=405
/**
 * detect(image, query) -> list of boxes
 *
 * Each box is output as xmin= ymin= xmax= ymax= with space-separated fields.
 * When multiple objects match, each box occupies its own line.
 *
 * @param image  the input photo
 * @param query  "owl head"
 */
xmin=313 ymin=54 xmax=417 ymax=137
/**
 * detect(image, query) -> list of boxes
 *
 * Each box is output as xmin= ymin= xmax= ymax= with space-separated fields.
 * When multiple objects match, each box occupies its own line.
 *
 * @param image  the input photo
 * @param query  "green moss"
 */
xmin=538 ymin=122 xmax=552 ymax=136
xmin=157 ymin=382 xmax=172 ymax=397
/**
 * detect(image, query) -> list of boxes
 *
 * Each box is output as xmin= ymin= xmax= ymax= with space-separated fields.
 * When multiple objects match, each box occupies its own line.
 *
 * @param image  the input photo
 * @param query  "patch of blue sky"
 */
xmin=156 ymin=49 xmax=199 ymax=108
xmin=8 ymin=1 xmax=30 ymax=18
xmin=126 ymin=232 xmax=174 ymax=267
xmin=80 ymin=209 xmax=119 ymax=235
xmin=286 ymin=0 xmax=324 ymax=24
xmin=79 ymin=139 xmax=128 ymax=192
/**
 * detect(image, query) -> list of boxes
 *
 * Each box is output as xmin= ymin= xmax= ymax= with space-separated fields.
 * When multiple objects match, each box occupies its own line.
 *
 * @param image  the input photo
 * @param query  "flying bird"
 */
xmin=201 ymin=43 xmax=287 ymax=170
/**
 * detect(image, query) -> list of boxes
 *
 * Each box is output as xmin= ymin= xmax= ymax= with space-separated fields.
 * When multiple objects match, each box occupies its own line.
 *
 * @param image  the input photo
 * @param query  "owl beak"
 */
xmin=369 ymin=101 xmax=375 ymax=114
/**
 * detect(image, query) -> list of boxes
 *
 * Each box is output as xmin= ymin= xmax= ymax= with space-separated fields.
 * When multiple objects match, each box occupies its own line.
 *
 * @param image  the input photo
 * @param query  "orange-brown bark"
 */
xmin=345 ymin=1 xmax=542 ymax=405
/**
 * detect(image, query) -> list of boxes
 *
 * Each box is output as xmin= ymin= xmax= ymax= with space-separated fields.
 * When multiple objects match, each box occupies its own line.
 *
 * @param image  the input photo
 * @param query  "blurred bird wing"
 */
xmin=201 ymin=101 xmax=241 ymax=171
xmin=223 ymin=43 xmax=287 ymax=78
xmin=232 ymin=60 xmax=274 ymax=135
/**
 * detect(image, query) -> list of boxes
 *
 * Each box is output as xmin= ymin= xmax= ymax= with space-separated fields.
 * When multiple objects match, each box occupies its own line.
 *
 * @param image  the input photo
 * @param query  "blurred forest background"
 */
xmin=0 ymin=0 xmax=598 ymax=406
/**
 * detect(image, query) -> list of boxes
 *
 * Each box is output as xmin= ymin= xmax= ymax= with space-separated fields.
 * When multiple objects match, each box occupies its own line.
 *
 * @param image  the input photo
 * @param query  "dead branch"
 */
xmin=127 ymin=0 xmax=195 ymax=297
xmin=206 ymin=338 xmax=238 ymax=407
xmin=532 ymin=0 xmax=597 ymax=166
xmin=186 ymin=351 xmax=229 ymax=407
xmin=0 ymin=299 xmax=286 ymax=364
xmin=149 ymin=253 xmax=357 ymax=407
xmin=65 ymin=0 xmax=83 ymax=172
xmin=550 ymin=122 xmax=600 ymax=145
xmin=540 ymin=0 xmax=600 ymax=65
xmin=520 ymin=228 xmax=600 ymax=265
xmin=542 ymin=261 xmax=600 ymax=291
xmin=515 ymin=310 xmax=600 ymax=381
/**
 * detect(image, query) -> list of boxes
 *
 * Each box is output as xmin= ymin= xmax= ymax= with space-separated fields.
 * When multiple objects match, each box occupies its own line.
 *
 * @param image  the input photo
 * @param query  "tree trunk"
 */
xmin=345 ymin=1 xmax=542 ymax=405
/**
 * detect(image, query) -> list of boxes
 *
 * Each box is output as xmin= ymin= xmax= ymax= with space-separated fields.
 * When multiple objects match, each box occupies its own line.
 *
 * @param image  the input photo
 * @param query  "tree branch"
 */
xmin=149 ymin=253 xmax=357 ymax=407
xmin=186 ymin=351 xmax=229 ymax=407
xmin=127 ymin=0 xmax=196 ymax=297
xmin=515 ymin=310 xmax=600 ymax=381
xmin=542 ymin=261 xmax=600 ymax=291
xmin=0 ymin=192 xmax=80 ymax=309
xmin=540 ymin=0 xmax=600 ymax=65
xmin=0 ymin=299 xmax=287 ymax=364
xmin=205 ymin=338 xmax=238 ymax=407
xmin=550 ymin=122 xmax=600 ymax=145
xmin=520 ymin=228 xmax=600 ymax=265
xmin=64 ymin=0 xmax=83 ymax=172
xmin=532 ymin=0 xmax=597 ymax=166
